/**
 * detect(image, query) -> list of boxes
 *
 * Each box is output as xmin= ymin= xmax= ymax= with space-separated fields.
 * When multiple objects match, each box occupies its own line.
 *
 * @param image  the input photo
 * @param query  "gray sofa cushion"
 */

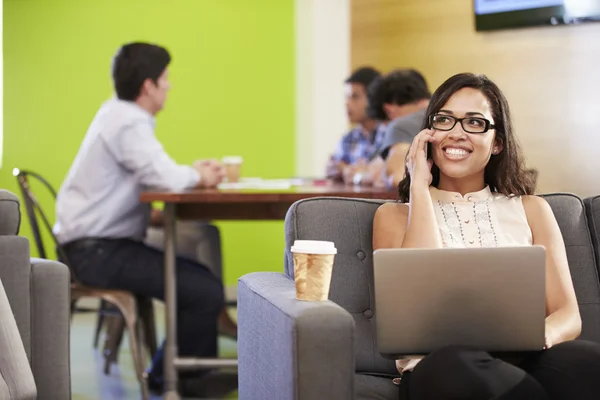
xmin=543 ymin=194 xmax=600 ymax=342
xmin=0 ymin=237 xmax=32 ymax=359
xmin=284 ymin=197 xmax=395 ymax=375
xmin=584 ymin=195 xmax=600 ymax=277
xmin=0 ymin=190 xmax=21 ymax=236
xmin=0 ymin=278 xmax=37 ymax=399
xmin=0 ymin=190 xmax=71 ymax=399
xmin=30 ymin=259 xmax=71 ymax=398
xmin=355 ymin=374 xmax=401 ymax=400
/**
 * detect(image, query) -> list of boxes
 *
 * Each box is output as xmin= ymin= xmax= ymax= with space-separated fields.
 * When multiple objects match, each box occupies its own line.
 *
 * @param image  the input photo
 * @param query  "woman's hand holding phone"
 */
xmin=406 ymin=128 xmax=436 ymax=189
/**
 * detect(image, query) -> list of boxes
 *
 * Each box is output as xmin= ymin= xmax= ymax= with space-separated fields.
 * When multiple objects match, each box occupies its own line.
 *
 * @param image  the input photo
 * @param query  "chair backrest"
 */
xmin=0 ymin=189 xmax=22 ymax=236
xmin=584 ymin=196 xmax=600 ymax=277
xmin=13 ymin=169 xmax=73 ymax=271
xmin=0 ymin=189 xmax=35 ymax=357
xmin=582 ymin=195 xmax=600 ymax=339
xmin=542 ymin=194 xmax=600 ymax=343
xmin=0 ymin=189 xmax=38 ymax=397
xmin=285 ymin=196 xmax=395 ymax=374
xmin=284 ymin=193 xmax=600 ymax=375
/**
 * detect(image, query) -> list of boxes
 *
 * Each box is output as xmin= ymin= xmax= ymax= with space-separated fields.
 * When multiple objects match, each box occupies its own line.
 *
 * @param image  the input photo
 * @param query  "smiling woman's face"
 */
xmin=431 ymin=87 xmax=501 ymax=181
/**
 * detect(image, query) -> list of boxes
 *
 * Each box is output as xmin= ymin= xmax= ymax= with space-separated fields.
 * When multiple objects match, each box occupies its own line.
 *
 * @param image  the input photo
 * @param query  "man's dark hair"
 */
xmin=112 ymin=42 xmax=171 ymax=101
xmin=366 ymin=69 xmax=431 ymax=120
xmin=397 ymin=73 xmax=535 ymax=202
xmin=345 ymin=66 xmax=381 ymax=89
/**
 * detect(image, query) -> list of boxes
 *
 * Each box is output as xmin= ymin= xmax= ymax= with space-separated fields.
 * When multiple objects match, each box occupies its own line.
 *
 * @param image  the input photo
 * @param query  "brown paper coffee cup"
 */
xmin=291 ymin=240 xmax=337 ymax=301
xmin=222 ymin=156 xmax=243 ymax=183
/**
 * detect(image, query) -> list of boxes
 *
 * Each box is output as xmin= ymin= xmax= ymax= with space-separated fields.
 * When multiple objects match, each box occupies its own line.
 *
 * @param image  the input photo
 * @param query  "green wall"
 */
xmin=2 ymin=0 xmax=295 ymax=285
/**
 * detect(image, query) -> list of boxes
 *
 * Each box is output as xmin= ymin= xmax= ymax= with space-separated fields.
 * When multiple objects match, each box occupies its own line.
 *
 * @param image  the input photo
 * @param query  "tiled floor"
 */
xmin=71 ymin=299 xmax=238 ymax=400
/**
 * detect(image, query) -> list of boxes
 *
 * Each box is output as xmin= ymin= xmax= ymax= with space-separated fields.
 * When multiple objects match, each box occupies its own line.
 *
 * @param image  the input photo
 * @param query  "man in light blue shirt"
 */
xmin=55 ymin=42 xmax=233 ymax=397
xmin=325 ymin=66 xmax=384 ymax=184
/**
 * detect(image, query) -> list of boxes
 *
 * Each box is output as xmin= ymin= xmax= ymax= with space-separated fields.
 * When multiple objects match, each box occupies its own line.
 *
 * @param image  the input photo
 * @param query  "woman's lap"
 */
xmin=402 ymin=341 xmax=600 ymax=400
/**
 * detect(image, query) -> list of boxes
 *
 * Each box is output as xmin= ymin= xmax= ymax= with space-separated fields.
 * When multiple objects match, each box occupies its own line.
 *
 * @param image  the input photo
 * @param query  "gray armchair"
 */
xmin=238 ymin=194 xmax=600 ymax=400
xmin=0 ymin=190 xmax=70 ymax=399
xmin=582 ymin=195 xmax=600 ymax=337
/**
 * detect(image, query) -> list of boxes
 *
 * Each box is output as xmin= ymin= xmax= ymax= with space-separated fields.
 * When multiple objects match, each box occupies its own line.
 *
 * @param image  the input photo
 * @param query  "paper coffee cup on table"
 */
xmin=222 ymin=156 xmax=243 ymax=183
xmin=291 ymin=240 xmax=337 ymax=301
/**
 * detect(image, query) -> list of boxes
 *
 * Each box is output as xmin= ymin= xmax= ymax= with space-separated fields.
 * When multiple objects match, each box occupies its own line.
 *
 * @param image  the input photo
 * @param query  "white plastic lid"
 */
xmin=290 ymin=240 xmax=337 ymax=255
xmin=222 ymin=156 xmax=243 ymax=164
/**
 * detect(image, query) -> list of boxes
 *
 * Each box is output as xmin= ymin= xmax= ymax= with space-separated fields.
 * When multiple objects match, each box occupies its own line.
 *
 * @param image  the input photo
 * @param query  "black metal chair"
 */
xmin=13 ymin=168 xmax=156 ymax=400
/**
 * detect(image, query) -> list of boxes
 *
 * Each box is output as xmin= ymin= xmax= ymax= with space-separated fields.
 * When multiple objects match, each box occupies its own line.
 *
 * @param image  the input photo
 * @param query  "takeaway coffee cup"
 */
xmin=222 ymin=156 xmax=243 ymax=183
xmin=291 ymin=240 xmax=337 ymax=301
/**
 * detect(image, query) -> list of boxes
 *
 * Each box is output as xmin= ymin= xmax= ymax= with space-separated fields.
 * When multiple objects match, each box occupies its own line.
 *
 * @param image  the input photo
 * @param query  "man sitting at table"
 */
xmin=53 ymin=42 xmax=235 ymax=397
xmin=325 ymin=66 xmax=386 ymax=185
xmin=371 ymin=68 xmax=431 ymax=187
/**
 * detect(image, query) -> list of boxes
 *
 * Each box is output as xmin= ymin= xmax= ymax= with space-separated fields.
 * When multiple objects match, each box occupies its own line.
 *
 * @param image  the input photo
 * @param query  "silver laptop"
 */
xmin=373 ymin=246 xmax=546 ymax=358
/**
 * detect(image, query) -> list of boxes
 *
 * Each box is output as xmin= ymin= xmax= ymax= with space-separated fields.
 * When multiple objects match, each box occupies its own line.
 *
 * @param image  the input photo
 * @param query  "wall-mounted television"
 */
xmin=475 ymin=0 xmax=600 ymax=31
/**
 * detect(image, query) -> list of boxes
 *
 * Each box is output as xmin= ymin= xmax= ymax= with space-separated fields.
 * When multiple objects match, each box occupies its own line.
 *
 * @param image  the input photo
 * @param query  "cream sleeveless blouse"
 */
xmin=396 ymin=185 xmax=533 ymax=373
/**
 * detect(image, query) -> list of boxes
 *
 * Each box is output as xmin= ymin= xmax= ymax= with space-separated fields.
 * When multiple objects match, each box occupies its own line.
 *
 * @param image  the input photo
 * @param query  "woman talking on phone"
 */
xmin=373 ymin=73 xmax=600 ymax=399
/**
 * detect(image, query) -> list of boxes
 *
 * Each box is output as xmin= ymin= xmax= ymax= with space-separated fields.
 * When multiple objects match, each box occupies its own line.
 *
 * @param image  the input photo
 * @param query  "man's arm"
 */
xmin=326 ymin=156 xmax=348 ymax=181
xmin=350 ymin=156 xmax=386 ymax=187
xmin=105 ymin=122 xmax=201 ymax=191
xmin=326 ymin=136 xmax=350 ymax=180
xmin=386 ymin=142 xmax=411 ymax=187
xmin=379 ymin=120 xmax=417 ymax=187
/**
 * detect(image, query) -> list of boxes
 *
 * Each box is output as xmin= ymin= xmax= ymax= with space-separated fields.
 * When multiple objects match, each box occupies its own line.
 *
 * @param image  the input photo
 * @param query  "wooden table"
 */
xmin=139 ymin=182 xmax=396 ymax=399
xmin=140 ymin=183 xmax=398 ymax=220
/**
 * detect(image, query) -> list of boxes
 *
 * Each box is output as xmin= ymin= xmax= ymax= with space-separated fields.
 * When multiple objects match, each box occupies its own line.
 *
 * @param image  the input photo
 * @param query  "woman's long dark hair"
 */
xmin=397 ymin=73 xmax=535 ymax=203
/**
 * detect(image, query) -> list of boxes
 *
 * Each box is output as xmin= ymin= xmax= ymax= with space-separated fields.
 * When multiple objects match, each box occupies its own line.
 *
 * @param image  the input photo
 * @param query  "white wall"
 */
xmin=295 ymin=0 xmax=350 ymax=177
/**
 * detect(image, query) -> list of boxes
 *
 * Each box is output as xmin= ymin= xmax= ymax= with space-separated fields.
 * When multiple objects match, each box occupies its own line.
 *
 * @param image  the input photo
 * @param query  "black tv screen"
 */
xmin=475 ymin=0 xmax=600 ymax=31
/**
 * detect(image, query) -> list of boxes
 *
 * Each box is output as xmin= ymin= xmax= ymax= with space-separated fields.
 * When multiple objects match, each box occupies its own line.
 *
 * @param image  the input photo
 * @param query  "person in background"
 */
xmin=368 ymin=69 xmax=431 ymax=188
xmin=54 ymin=42 xmax=236 ymax=397
xmin=326 ymin=66 xmax=386 ymax=185
xmin=373 ymin=72 xmax=600 ymax=399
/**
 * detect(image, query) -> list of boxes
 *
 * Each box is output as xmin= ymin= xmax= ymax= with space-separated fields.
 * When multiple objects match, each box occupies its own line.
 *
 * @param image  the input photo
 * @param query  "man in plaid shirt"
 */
xmin=326 ymin=67 xmax=384 ymax=184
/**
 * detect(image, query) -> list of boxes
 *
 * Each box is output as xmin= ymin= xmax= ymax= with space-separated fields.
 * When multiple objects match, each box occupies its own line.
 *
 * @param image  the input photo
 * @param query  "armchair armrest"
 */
xmin=30 ymin=258 xmax=71 ymax=400
xmin=238 ymin=272 xmax=354 ymax=400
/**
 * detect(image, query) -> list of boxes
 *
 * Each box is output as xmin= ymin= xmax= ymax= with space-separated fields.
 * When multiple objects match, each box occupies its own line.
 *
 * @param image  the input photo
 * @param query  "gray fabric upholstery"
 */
xmin=283 ymin=197 xmax=396 ymax=375
xmin=355 ymin=374 xmax=403 ymax=400
xmin=543 ymin=194 xmax=600 ymax=343
xmin=581 ymin=196 xmax=600 ymax=342
xmin=238 ymin=272 xmax=354 ymax=400
xmin=0 ymin=277 xmax=36 ymax=399
xmin=240 ymin=194 xmax=600 ymax=400
xmin=0 ymin=237 xmax=32 ymax=359
xmin=0 ymin=191 xmax=71 ymax=399
xmin=0 ymin=190 xmax=21 ymax=236
xmin=584 ymin=196 xmax=600 ymax=277
xmin=30 ymin=259 xmax=71 ymax=398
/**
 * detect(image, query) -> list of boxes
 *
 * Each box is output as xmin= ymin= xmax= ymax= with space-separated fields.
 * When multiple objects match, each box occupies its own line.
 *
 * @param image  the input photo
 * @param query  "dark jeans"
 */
xmin=64 ymin=238 xmax=224 ymax=381
xmin=399 ymin=340 xmax=600 ymax=400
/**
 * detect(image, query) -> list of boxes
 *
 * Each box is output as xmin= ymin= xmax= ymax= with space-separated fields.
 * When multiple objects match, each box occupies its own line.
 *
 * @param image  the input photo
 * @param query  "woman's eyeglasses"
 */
xmin=429 ymin=114 xmax=495 ymax=134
